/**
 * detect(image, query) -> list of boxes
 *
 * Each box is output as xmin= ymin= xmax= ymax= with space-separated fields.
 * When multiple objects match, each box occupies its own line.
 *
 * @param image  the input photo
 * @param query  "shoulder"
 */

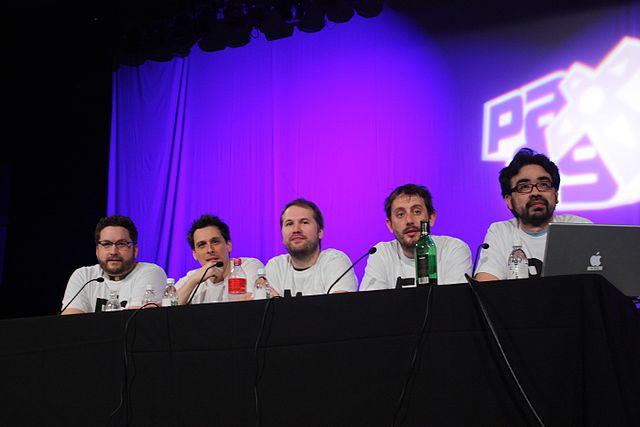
xmin=553 ymin=214 xmax=592 ymax=224
xmin=266 ymin=254 xmax=288 ymax=268
xmin=433 ymin=235 xmax=470 ymax=250
xmin=240 ymin=257 xmax=265 ymax=267
xmin=135 ymin=262 xmax=166 ymax=274
xmin=487 ymin=218 xmax=519 ymax=231
xmin=319 ymin=248 xmax=351 ymax=262
xmin=69 ymin=264 xmax=101 ymax=281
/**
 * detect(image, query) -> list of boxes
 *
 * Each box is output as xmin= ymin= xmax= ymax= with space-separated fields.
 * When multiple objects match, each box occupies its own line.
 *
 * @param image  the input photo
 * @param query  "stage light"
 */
xmin=223 ymin=3 xmax=253 ymax=48
xmin=256 ymin=5 xmax=294 ymax=41
xmin=297 ymin=2 xmax=326 ymax=33
xmin=170 ymin=14 xmax=197 ymax=57
xmin=325 ymin=0 xmax=354 ymax=24
xmin=355 ymin=0 xmax=383 ymax=18
xmin=196 ymin=7 xmax=226 ymax=53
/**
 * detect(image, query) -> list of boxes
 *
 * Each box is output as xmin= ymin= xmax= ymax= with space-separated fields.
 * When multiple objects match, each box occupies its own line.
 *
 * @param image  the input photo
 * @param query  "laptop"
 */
xmin=541 ymin=223 xmax=640 ymax=301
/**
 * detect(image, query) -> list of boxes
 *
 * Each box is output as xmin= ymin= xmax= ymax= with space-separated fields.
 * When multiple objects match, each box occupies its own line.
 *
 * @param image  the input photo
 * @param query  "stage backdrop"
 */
xmin=109 ymin=4 xmax=640 ymax=284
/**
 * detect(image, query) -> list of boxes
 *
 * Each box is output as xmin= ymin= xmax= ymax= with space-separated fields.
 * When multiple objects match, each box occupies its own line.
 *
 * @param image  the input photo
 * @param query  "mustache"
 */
xmin=403 ymin=226 xmax=420 ymax=234
xmin=526 ymin=197 xmax=549 ymax=209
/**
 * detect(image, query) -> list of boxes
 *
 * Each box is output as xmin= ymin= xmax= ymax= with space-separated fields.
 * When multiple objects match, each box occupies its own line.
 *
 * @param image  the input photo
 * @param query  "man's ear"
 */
xmin=505 ymin=194 xmax=514 ymax=211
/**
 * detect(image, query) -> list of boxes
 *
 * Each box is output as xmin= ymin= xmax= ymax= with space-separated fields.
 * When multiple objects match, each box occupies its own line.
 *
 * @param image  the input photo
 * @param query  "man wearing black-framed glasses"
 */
xmin=475 ymin=148 xmax=591 ymax=281
xmin=60 ymin=214 xmax=167 ymax=314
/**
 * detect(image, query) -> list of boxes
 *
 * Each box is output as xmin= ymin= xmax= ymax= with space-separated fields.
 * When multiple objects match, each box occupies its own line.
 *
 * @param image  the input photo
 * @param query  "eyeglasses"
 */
xmin=510 ymin=181 xmax=554 ymax=194
xmin=97 ymin=240 xmax=133 ymax=250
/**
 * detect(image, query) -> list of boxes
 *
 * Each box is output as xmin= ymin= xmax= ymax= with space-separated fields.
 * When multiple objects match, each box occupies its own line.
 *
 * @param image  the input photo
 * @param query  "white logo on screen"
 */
xmin=587 ymin=251 xmax=603 ymax=271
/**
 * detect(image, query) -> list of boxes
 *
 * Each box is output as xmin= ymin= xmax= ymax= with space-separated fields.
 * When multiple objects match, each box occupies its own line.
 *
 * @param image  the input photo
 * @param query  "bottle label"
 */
xmin=228 ymin=278 xmax=247 ymax=294
xmin=416 ymin=255 xmax=430 ymax=285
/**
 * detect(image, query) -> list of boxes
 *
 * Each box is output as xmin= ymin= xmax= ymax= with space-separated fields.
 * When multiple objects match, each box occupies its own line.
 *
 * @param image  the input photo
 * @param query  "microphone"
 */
xmin=59 ymin=277 xmax=105 ymax=314
xmin=186 ymin=261 xmax=224 ymax=305
xmin=326 ymin=247 xmax=377 ymax=294
xmin=472 ymin=243 xmax=489 ymax=277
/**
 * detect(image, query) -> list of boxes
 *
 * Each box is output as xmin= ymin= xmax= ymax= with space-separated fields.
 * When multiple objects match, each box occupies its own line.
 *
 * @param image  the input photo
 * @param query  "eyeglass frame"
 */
xmin=509 ymin=180 xmax=555 ymax=194
xmin=96 ymin=240 xmax=134 ymax=250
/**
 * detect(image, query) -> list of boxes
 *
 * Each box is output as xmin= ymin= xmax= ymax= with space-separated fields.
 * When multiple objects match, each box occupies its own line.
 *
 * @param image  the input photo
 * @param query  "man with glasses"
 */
xmin=61 ymin=214 xmax=167 ymax=314
xmin=475 ymin=148 xmax=591 ymax=281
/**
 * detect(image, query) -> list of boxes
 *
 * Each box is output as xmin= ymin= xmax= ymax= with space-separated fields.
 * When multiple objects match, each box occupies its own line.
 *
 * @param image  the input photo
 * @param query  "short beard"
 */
xmin=512 ymin=198 xmax=554 ymax=227
xmin=99 ymin=258 xmax=135 ymax=276
xmin=286 ymin=239 xmax=320 ymax=263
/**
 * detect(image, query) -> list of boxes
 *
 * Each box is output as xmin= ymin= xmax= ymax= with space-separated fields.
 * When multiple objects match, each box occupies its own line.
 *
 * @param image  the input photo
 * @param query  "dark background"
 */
xmin=1 ymin=0 xmax=633 ymax=319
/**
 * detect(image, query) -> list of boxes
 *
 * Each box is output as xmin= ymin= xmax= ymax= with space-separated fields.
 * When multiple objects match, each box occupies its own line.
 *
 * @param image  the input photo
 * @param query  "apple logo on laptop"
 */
xmin=587 ymin=251 xmax=603 ymax=271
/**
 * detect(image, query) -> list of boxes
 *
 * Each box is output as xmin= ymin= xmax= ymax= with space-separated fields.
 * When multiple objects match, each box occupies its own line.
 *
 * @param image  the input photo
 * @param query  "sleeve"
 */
xmin=475 ymin=224 xmax=508 ymax=280
xmin=61 ymin=268 xmax=92 ymax=313
xmin=127 ymin=263 xmax=168 ymax=307
xmin=360 ymin=244 xmax=391 ymax=291
xmin=439 ymin=238 xmax=472 ymax=285
xmin=324 ymin=251 xmax=358 ymax=293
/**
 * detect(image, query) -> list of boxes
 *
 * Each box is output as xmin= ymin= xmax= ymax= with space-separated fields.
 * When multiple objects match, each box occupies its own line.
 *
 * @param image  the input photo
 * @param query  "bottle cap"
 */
xmin=257 ymin=267 xmax=265 ymax=275
xmin=145 ymin=284 xmax=153 ymax=290
xmin=234 ymin=258 xmax=242 ymax=265
xmin=167 ymin=278 xmax=175 ymax=285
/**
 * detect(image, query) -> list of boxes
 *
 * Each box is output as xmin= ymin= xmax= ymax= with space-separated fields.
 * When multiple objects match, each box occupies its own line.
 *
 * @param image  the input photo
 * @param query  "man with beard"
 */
xmin=475 ymin=148 xmax=591 ymax=281
xmin=359 ymin=184 xmax=472 ymax=291
xmin=61 ymin=214 xmax=167 ymax=314
xmin=266 ymin=199 xmax=357 ymax=296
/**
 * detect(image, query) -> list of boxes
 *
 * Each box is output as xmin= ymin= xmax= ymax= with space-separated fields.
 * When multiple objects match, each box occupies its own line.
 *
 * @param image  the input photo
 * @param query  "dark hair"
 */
xmin=280 ymin=198 xmax=324 ymax=231
xmin=94 ymin=214 xmax=138 ymax=244
xmin=499 ymin=148 xmax=561 ymax=196
xmin=186 ymin=214 xmax=231 ymax=249
xmin=384 ymin=184 xmax=436 ymax=219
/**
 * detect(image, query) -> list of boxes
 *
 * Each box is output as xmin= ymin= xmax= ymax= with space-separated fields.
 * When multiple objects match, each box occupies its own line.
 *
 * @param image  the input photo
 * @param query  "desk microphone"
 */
xmin=472 ymin=243 xmax=489 ymax=277
xmin=186 ymin=261 xmax=224 ymax=305
xmin=59 ymin=277 xmax=105 ymax=314
xmin=326 ymin=247 xmax=377 ymax=294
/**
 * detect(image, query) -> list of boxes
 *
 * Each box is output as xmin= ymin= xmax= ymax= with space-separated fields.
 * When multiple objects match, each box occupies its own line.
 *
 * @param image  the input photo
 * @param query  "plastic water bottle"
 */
xmin=161 ymin=278 xmax=179 ymax=307
xmin=142 ymin=284 xmax=157 ymax=305
xmin=507 ymin=239 xmax=529 ymax=280
xmin=228 ymin=258 xmax=247 ymax=302
xmin=253 ymin=267 xmax=271 ymax=300
xmin=104 ymin=290 xmax=121 ymax=311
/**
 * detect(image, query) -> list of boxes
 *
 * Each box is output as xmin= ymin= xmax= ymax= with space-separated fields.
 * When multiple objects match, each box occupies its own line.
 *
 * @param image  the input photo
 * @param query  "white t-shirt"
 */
xmin=476 ymin=214 xmax=592 ymax=280
xmin=359 ymin=236 xmax=472 ymax=291
xmin=176 ymin=257 xmax=264 ymax=304
xmin=265 ymin=249 xmax=358 ymax=296
xmin=61 ymin=262 xmax=168 ymax=313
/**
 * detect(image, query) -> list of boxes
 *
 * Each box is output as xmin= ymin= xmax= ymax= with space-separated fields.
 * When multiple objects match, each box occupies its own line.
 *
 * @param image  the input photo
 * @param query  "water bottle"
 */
xmin=253 ymin=268 xmax=271 ymax=300
xmin=162 ymin=278 xmax=179 ymax=307
xmin=507 ymin=239 xmax=529 ymax=280
xmin=104 ymin=289 xmax=121 ymax=312
xmin=228 ymin=258 xmax=247 ymax=302
xmin=142 ymin=284 xmax=157 ymax=305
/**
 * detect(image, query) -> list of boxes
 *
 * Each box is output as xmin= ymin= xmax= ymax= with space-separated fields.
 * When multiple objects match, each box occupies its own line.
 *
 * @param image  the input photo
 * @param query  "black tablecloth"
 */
xmin=1 ymin=274 xmax=639 ymax=426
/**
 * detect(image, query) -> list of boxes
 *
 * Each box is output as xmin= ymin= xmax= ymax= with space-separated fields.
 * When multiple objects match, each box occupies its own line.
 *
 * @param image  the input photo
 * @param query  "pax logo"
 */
xmin=483 ymin=36 xmax=640 ymax=210
xmin=587 ymin=251 xmax=603 ymax=271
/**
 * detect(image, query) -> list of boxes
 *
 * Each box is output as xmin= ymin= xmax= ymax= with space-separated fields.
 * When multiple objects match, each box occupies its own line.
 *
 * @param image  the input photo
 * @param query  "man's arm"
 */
xmin=61 ymin=308 xmax=84 ymax=315
xmin=325 ymin=250 xmax=358 ymax=294
xmin=176 ymin=262 xmax=223 ymax=305
xmin=439 ymin=238 xmax=473 ymax=284
xmin=127 ymin=263 xmax=167 ymax=309
xmin=474 ymin=272 xmax=499 ymax=281
xmin=60 ymin=268 xmax=91 ymax=314
xmin=359 ymin=245 xmax=389 ymax=291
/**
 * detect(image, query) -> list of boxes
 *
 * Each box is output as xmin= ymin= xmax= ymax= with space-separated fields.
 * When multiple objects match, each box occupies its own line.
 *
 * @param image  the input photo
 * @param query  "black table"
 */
xmin=1 ymin=274 xmax=639 ymax=426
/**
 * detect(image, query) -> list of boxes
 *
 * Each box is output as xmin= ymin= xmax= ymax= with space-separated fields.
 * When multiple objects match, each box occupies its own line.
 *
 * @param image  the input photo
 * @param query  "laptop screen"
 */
xmin=541 ymin=223 xmax=640 ymax=300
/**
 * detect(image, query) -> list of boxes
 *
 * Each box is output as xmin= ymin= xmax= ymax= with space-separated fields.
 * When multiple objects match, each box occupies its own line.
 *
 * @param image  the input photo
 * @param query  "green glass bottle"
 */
xmin=415 ymin=220 xmax=438 ymax=285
